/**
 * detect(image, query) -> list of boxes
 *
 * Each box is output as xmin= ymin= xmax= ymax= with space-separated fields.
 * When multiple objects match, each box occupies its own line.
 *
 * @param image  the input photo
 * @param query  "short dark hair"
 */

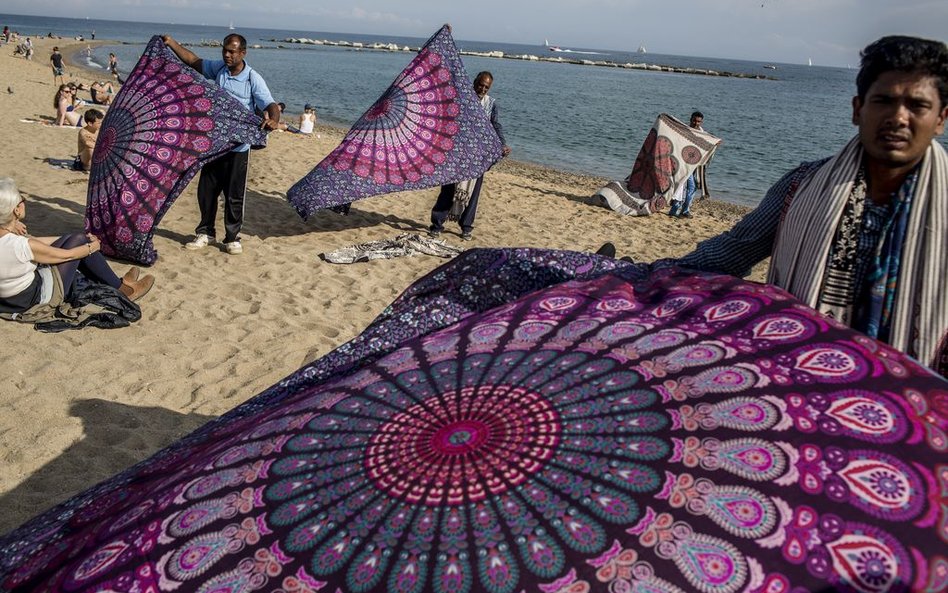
xmin=84 ymin=109 xmax=104 ymax=123
xmin=691 ymin=111 xmax=704 ymax=120
xmin=857 ymin=35 xmax=948 ymax=107
xmin=475 ymin=71 xmax=493 ymax=82
xmin=223 ymin=33 xmax=247 ymax=51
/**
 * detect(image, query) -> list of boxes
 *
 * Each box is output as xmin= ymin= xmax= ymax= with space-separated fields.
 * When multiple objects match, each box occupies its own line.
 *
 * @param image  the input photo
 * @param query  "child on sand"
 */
xmin=75 ymin=109 xmax=103 ymax=171
xmin=299 ymin=103 xmax=317 ymax=135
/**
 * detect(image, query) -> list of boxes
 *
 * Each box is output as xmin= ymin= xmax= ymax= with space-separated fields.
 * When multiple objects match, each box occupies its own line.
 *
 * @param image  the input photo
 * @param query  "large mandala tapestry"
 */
xmin=286 ymin=25 xmax=504 ymax=219
xmin=1 ymin=249 xmax=946 ymax=593
xmin=84 ymin=36 xmax=268 ymax=265
xmin=598 ymin=114 xmax=721 ymax=216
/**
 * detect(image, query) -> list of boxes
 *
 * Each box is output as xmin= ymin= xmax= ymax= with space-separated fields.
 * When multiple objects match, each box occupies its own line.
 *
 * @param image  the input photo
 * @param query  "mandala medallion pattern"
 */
xmin=324 ymin=49 xmax=459 ymax=185
xmin=621 ymin=114 xmax=722 ymax=214
xmin=287 ymin=25 xmax=503 ymax=218
xmin=84 ymin=36 xmax=267 ymax=264
xmin=626 ymin=128 xmax=676 ymax=201
xmin=1 ymin=249 xmax=945 ymax=593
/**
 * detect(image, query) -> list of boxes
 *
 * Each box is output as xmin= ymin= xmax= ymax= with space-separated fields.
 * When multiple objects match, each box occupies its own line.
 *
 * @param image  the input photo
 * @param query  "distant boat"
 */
xmin=637 ymin=43 xmax=647 ymax=54
xmin=763 ymin=64 xmax=776 ymax=70
xmin=544 ymin=39 xmax=563 ymax=52
xmin=808 ymin=58 xmax=813 ymax=67
xmin=228 ymin=21 xmax=235 ymax=30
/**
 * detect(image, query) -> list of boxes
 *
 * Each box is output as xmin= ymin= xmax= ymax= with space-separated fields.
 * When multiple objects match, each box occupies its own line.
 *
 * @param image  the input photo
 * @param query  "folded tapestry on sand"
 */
xmin=84 ymin=36 xmax=268 ymax=265
xmin=286 ymin=25 xmax=503 ymax=219
xmin=597 ymin=113 xmax=721 ymax=216
xmin=321 ymin=232 xmax=462 ymax=263
xmin=2 ymin=248 xmax=947 ymax=593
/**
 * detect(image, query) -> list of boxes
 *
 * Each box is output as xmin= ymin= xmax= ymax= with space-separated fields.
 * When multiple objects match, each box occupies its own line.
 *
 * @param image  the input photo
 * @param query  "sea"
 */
xmin=5 ymin=13 xmax=944 ymax=207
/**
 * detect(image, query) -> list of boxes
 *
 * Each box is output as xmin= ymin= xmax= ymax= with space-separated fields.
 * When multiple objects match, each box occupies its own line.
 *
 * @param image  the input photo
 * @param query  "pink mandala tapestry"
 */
xmin=287 ymin=25 xmax=504 ymax=219
xmin=84 ymin=36 xmax=268 ymax=265
xmin=0 ymin=249 xmax=948 ymax=593
xmin=1 ymin=249 xmax=946 ymax=593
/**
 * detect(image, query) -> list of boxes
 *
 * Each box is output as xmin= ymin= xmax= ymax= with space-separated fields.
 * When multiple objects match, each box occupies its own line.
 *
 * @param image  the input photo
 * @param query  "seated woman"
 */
xmin=89 ymin=80 xmax=115 ymax=105
xmin=299 ymin=103 xmax=317 ymax=135
xmin=0 ymin=178 xmax=155 ymax=317
xmin=53 ymin=84 xmax=81 ymax=127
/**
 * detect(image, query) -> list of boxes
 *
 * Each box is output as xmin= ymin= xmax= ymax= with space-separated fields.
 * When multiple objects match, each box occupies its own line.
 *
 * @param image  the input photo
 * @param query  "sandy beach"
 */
xmin=0 ymin=37 xmax=761 ymax=535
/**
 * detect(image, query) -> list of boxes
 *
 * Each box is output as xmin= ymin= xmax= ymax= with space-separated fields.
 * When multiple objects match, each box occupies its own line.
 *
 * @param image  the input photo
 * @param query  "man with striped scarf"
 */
xmin=665 ymin=36 xmax=948 ymax=376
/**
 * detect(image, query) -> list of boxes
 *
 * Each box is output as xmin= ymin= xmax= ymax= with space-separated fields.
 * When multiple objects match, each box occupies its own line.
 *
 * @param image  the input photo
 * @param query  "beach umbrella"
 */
xmin=1 ymin=248 xmax=946 ymax=593
xmin=286 ymin=25 xmax=503 ymax=219
xmin=597 ymin=114 xmax=721 ymax=216
xmin=84 ymin=36 xmax=268 ymax=265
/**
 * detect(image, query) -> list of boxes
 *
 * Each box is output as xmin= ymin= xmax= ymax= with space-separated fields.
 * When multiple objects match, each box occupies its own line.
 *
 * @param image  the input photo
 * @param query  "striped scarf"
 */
xmin=768 ymin=136 xmax=948 ymax=373
xmin=449 ymin=95 xmax=496 ymax=221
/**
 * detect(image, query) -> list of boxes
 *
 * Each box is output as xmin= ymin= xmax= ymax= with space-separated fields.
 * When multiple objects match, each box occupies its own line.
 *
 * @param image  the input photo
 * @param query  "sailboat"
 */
xmin=807 ymin=57 xmax=812 ymax=66
xmin=228 ymin=20 xmax=235 ymax=30
xmin=637 ymin=43 xmax=647 ymax=54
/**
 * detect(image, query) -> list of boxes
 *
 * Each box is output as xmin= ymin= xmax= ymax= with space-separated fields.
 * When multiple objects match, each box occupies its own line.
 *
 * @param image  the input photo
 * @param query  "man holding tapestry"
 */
xmin=161 ymin=33 xmax=280 ymax=256
xmin=669 ymin=36 xmax=948 ymax=375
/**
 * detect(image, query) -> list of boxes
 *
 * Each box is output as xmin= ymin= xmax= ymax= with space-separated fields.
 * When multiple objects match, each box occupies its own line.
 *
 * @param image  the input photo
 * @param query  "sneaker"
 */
xmin=460 ymin=231 xmax=473 ymax=241
xmin=223 ymin=240 xmax=243 ymax=255
xmin=681 ymin=212 xmax=694 ymax=219
xmin=185 ymin=234 xmax=212 ymax=250
xmin=427 ymin=227 xmax=442 ymax=238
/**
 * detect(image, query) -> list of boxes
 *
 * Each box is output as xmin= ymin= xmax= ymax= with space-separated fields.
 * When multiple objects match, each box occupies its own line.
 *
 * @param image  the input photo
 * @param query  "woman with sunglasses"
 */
xmin=53 ymin=84 xmax=81 ymax=127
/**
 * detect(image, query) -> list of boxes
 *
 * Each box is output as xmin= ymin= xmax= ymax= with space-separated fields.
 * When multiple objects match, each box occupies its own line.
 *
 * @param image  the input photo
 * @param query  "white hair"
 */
xmin=0 ymin=178 xmax=22 ymax=225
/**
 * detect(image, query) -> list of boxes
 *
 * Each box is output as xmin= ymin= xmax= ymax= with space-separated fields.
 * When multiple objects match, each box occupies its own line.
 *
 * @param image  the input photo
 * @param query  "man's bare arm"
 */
xmin=160 ymin=35 xmax=202 ymax=72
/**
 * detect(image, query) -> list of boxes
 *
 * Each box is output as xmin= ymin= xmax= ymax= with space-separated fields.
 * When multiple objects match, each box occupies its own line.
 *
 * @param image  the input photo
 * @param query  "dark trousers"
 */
xmin=429 ymin=177 xmax=484 ymax=233
xmin=53 ymin=234 xmax=121 ymax=296
xmin=196 ymin=151 xmax=250 ymax=243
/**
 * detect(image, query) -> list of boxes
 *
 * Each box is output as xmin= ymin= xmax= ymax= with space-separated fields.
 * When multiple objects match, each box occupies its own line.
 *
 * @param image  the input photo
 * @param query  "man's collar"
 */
xmin=225 ymin=61 xmax=249 ymax=79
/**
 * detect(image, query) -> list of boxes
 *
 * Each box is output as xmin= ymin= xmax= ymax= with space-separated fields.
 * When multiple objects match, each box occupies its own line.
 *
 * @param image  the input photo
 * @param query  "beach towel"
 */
xmin=42 ymin=157 xmax=83 ymax=171
xmin=2 ymin=248 xmax=946 ymax=593
xmin=286 ymin=25 xmax=503 ymax=219
xmin=83 ymin=36 xmax=268 ymax=265
xmin=597 ymin=113 xmax=721 ymax=216
xmin=320 ymin=232 xmax=462 ymax=263
xmin=769 ymin=136 xmax=948 ymax=373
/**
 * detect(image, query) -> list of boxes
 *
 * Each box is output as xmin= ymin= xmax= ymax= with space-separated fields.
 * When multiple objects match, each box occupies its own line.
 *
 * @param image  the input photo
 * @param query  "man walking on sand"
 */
xmin=161 ymin=33 xmax=280 ymax=255
xmin=604 ymin=36 xmax=948 ymax=376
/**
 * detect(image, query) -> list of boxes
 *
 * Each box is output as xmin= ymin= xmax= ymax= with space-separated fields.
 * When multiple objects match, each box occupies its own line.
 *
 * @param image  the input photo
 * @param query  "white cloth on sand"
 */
xmin=321 ymin=233 xmax=463 ymax=264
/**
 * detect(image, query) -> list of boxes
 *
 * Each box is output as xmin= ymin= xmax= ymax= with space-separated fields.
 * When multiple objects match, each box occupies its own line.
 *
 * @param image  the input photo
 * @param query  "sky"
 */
xmin=4 ymin=0 xmax=947 ymax=67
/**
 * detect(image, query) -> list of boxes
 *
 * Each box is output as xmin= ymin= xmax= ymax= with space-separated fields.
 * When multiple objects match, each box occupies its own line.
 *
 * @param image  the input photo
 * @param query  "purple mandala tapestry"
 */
xmin=286 ymin=25 xmax=503 ymax=220
xmin=83 ymin=36 xmax=268 ymax=265
xmin=2 ymin=249 xmax=947 ymax=593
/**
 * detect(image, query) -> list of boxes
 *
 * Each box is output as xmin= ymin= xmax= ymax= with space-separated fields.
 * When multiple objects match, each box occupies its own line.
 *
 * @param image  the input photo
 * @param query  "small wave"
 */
xmin=84 ymin=56 xmax=107 ymax=69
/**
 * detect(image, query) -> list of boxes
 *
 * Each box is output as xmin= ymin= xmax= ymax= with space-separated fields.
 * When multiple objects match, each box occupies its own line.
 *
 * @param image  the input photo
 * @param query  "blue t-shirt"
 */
xmin=202 ymin=59 xmax=275 ymax=152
